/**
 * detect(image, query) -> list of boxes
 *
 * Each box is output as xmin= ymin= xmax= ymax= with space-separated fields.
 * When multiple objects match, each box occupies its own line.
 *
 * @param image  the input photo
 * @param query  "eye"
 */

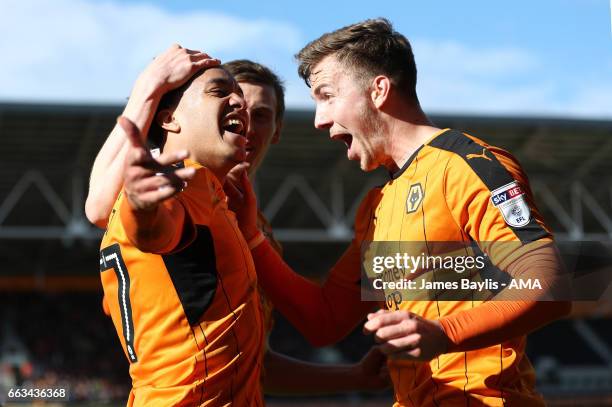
xmin=209 ymin=88 xmax=230 ymax=97
xmin=252 ymin=109 xmax=273 ymax=123
xmin=318 ymin=92 xmax=333 ymax=102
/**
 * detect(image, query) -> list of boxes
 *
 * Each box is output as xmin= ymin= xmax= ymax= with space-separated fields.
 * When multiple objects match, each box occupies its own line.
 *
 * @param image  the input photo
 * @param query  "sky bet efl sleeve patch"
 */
xmin=491 ymin=181 xmax=531 ymax=227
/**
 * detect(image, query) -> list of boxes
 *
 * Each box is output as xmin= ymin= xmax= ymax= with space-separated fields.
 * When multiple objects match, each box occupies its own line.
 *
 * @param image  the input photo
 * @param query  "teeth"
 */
xmin=222 ymin=118 xmax=244 ymax=134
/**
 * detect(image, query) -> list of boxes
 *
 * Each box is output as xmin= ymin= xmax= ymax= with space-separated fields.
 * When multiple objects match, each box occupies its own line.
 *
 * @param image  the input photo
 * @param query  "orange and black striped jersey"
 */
xmin=99 ymin=165 xmax=264 ymax=406
xmin=330 ymin=129 xmax=552 ymax=406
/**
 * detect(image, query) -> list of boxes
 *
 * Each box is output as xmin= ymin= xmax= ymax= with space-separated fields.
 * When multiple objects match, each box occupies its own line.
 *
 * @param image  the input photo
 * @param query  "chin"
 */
xmin=360 ymin=158 xmax=379 ymax=172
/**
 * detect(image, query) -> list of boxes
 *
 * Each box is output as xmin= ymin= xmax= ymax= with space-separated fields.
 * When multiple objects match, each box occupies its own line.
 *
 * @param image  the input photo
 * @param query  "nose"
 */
xmin=229 ymin=92 xmax=246 ymax=111
xmin=314 ymin=104 xmax=332 ymax=130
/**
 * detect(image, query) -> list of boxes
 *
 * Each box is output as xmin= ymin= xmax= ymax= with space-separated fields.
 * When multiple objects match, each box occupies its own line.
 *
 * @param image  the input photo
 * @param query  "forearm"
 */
xmin=440 ymin=300 xmax=569 ymax=352
xmin=86 ymin=81 xmax=161 ymax=227
xmin=263 ymin=350 xmax=363 ymax=395
xmin=252 ymin=240 xmax=372 ymax=346
xmin=439 ymin=247 xmax=571 ymax=352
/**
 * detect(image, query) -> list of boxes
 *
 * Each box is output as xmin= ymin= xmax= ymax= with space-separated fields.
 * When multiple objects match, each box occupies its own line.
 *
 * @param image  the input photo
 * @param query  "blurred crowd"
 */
xmin=0 ymin=293 xmax=130 ymax=403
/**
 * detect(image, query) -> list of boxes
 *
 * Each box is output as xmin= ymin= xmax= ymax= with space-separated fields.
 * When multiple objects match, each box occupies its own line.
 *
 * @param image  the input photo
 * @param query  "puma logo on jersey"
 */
xmin=466 ymin=148 xmax=492 ymax=161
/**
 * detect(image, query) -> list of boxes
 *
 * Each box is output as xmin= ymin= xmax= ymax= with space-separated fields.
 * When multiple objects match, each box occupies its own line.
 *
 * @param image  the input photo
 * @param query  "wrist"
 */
xmin=122 ymin=82 xmax=162 ymax=134
xmin=247 ymin=230 xmax=265 ymax=250
xmin=432 ymin=319 xmax=452 ymax=355
xmin=132 ymin=74 xmax=166 ymax=101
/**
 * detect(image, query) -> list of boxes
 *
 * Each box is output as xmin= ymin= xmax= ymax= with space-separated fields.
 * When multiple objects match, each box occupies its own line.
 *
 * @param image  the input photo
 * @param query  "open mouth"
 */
xmin=331 ymin=132 xmax=353 ymax=149
xmin=221 ymin=116 xmax=246 ymax=136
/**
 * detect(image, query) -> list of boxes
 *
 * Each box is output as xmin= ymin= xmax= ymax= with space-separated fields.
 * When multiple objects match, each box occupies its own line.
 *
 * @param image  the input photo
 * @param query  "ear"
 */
xmin=156 ymin=108 xmax=181 ymax=133
xmin=271 ymin=120 xmax=283 ymax=144
xmin=370 ymin=75 xmax=391 ymax=109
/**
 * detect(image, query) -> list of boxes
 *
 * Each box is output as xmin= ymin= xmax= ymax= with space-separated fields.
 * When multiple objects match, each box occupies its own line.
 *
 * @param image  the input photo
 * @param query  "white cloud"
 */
xmin=413 ymin=39 xmax=539 ymax=78
xmin=0 ymin=0 xmax=303 ymax=102
xmin=0 ymin=1 xmax=609 ymax=119
xmin=412 ymin=39 xmax=612 ymax=119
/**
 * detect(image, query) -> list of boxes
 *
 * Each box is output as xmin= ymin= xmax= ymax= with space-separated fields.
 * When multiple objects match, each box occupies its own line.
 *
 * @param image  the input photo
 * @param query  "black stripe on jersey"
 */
xmin=162 ymin=225 xmax=218 ymax=326
xmin=391 ymin=145 xmax=424 ymax=179
xmin=428 ymin=130 xmax=548 ymax=244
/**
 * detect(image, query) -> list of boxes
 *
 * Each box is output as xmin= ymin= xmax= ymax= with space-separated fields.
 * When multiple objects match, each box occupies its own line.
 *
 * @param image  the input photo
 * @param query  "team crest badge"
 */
xmin=406 ymin=183 xmax=424 ymax=213
xmin=491 ymin=181 xmax=531 ymax=227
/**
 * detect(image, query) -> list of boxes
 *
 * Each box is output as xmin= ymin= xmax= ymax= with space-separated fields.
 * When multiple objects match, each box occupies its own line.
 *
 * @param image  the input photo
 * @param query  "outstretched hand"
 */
xmin=119 ymin=116 xmax=196 ymax=211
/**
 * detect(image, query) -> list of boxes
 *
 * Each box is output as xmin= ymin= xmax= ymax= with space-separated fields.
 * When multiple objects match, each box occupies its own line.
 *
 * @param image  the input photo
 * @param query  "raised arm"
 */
xmin=225 ymin=171 xmax=377 ymax=346
xmin=86 ymin=44 xmax=219 ymax=227
xmin=117 ymin=116 xmax=196 ymax=253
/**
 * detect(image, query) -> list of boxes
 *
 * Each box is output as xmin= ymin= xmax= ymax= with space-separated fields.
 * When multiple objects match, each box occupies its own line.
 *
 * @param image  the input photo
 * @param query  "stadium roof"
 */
xmin=1 ymin=102 xmax=611 ymax=279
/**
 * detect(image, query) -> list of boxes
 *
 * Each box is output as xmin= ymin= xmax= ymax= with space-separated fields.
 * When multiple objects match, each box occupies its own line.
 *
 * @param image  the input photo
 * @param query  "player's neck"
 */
xmin=383 ymin=109 xmax=439 ymax=173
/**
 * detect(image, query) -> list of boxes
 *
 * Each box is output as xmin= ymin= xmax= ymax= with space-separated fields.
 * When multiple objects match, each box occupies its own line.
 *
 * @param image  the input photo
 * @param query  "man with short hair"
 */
xmin=87 ymin=46 xmax=390 ymax=397
xmin=233 ymin=18 xmax=571 ymax=406
xmin=100 ymin=60 xmax=265 ymax=405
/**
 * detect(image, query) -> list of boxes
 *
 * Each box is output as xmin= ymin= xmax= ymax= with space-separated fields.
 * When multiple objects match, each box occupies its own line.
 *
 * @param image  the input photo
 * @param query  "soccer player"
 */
xmin=87 ymin=45 xmax=389 ymax=396
xmin=230 ymin=19 xmax=571 ymax=406
xmin=100 ymin=62 xmax=265 ymax=405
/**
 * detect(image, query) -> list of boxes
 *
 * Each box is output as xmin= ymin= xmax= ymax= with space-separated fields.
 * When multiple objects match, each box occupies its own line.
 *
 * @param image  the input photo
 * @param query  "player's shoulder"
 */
xmin=427 ymin=129 xmax=526 ymax=189
xmin=177 ymin=166 xmax=223 ymax=215
xmin=101 ymin=191 xmax=125 ymax=243
xmin=427 ymin=129 xmax=517 ymax=164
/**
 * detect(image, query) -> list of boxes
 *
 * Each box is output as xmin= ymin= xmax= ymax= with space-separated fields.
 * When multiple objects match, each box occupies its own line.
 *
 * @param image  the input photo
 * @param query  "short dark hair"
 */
xmin=223 ymin=59 xmax=285 ymax=124
xmin=296 ymin=18 xmax=418 ymax=101
xmin=147 ymin=70 xmax=207 ymax=149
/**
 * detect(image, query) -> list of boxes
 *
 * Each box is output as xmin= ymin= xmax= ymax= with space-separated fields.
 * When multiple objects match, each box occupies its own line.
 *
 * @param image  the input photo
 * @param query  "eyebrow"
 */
xmin=309 ymin=69 xmax=328 ymax=96
xmin=311 ymin=82 xmax=329 ymax=97
xmin=205 ymin=77 xmax=243 ymax=95
xmin=251 ymin=105 xmax=274 ymax=112
xmin=206 ymin=77 xmax=234 ymax=87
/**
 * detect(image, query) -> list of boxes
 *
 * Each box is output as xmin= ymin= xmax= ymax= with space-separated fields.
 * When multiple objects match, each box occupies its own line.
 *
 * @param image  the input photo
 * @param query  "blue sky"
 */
xmin=1 ymin=0 xmax=610 ymax=117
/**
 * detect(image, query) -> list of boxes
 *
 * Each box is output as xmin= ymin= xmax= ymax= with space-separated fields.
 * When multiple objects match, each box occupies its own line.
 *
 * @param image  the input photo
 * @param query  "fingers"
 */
xmin=367 ymin=309 xmax=388 ymax=320
xmin=224 ymin=178 xmax=245 ymax=206
xmin=239 ymin=168 xmax=257 ymax=205
xmin=373 ymin=318 xmax=418 ymax=343
xmin=155 ymin=149 xmax=190 ymax=167
xmin=172 ymin=166 xmax=196 ymax=183
xmin=126 ymin=166 xmax=194 ymax=192
xmin=190 ymin=53 xmax=220 ymax=64
xmin=378 ymin=334 xmax=421 ymax=356
xmin=147 ymin=45 xmax=221 ymax=95
xmin=364 ymin=310 xmax=413 ymax=334
xmin=118 ymin=116 xmax=146 ymax=150
xmin=226 ymin=162 xmax=250 ymax=186
xmin=126 ymin=142 xmax=192 ymax=176
xmin=125 ymin=166 xmax=195 ymax=210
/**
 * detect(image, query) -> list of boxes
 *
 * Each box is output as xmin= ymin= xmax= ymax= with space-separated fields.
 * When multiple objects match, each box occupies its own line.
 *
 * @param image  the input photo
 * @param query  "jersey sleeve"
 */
xmin=119 ymin=191 xmax=196 ymax=254
xmin=439 ymin=244 xmax=571 ymax=351
xmin=443 ymin=147 xmax=551 ymax=269
xmin=437 ymin=141 xmax=569 ymax=350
